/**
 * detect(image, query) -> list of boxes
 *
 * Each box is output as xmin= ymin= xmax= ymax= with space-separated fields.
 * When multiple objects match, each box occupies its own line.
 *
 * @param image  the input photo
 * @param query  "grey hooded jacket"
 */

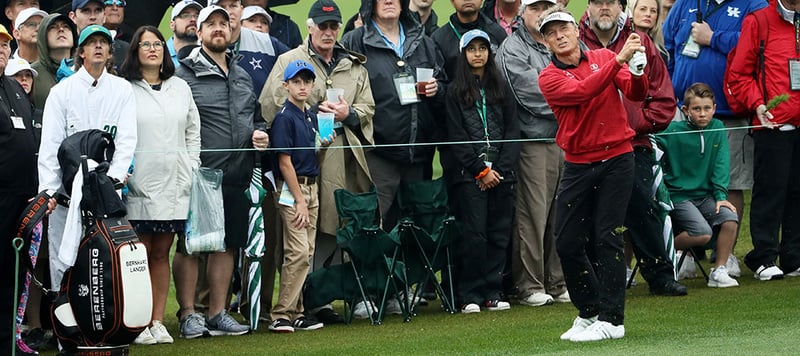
xmin=495 ymin=20 xmax=557 ymax=140
xmin=176 ymin=46 xmax=256 ymax=186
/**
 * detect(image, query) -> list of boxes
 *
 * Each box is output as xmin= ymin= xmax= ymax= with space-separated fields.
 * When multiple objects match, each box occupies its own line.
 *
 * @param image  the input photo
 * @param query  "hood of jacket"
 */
xmin=359 ymin=0 xmax=418 ymax=31
xmin=36 ymin=13 xmax=78 ymax=75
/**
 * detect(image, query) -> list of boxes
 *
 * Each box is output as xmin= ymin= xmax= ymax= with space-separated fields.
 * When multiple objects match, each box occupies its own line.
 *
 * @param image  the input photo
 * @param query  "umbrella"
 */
xmin=651 ymin=140 xmax=677 ymax=277
xmin=245 ymin=168 xmax=267 ymax=330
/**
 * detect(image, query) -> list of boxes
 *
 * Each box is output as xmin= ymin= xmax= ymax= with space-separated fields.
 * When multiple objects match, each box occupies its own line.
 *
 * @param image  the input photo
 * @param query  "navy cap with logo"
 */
xmin=283 ymin=59 xmax=316 ymax=81
xmin=308 ymin=0 xmax=341 ymax=24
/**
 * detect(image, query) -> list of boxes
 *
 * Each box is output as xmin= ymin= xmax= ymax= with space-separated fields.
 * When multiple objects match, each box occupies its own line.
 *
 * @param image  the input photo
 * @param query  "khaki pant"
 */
xmin=512 ymin=142 xmax=567 ymax=297
xmin=271 ymin=183 xmax=319 ymax=321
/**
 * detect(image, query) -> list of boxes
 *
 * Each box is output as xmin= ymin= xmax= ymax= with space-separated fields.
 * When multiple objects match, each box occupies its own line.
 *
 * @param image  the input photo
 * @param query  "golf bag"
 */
xmin=50 ymin=130 xmax=152 ymax=352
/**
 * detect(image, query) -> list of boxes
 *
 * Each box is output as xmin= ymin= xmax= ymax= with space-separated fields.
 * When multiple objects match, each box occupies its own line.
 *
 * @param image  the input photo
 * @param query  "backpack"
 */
xmin=723 ymin=9 xmax=769 ymax=117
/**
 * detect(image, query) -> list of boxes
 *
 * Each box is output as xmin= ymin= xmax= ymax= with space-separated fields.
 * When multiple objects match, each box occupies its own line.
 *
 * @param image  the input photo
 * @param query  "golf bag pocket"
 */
xmin=52 ymin=217 xmax=152 ymax=350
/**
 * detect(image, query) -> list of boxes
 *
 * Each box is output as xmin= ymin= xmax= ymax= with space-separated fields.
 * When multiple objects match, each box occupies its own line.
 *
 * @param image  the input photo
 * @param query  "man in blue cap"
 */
xmin=38 ymin=23 xmax=137 ymax=300
xmin=69 ymin=0 xmax=129 ymax=71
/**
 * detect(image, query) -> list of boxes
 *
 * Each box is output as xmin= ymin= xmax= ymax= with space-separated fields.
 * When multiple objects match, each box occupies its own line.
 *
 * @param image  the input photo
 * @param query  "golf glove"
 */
xmin=628 ymin=51 xmax=647 ymax=76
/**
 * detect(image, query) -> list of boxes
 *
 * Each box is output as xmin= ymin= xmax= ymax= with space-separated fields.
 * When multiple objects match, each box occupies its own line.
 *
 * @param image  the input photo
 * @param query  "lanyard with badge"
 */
xmin=790 ymin=13 xmax=800 ymax=90
xmin=475 ymin=89 xmax=498 ymax=168
xmin=393 ymin=60 xmax=420 ymax=105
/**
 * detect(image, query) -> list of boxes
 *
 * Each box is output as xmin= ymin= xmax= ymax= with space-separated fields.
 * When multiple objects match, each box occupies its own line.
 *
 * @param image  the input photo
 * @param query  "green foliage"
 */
xmin=765 ymin=94 xmax=790 ymax=111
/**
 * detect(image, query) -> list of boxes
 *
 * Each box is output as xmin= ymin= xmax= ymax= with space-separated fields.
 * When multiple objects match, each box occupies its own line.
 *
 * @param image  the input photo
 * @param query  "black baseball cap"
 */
xmin=308 ymin=0 xmax=341 ymax=24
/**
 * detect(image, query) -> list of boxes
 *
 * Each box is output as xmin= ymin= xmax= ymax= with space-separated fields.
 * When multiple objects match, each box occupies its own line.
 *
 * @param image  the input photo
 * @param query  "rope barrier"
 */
xmin=129 ymin=124 xmax=766 ymax=154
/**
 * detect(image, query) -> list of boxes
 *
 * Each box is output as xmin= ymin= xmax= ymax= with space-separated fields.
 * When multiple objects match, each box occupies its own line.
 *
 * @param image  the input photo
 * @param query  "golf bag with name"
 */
xmin=50 ymin=130 xmax=152 ymax=352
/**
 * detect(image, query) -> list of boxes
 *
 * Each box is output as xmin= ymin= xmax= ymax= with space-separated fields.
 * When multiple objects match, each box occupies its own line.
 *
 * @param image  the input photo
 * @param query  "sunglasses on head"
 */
xmin=104 ymin=0 xmax=126 ymax=6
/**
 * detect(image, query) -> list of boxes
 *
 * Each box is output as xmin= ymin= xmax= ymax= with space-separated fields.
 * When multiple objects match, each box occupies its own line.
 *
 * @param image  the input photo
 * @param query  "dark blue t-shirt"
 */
xmin=270 ymin=100 xmax=320 ymax=180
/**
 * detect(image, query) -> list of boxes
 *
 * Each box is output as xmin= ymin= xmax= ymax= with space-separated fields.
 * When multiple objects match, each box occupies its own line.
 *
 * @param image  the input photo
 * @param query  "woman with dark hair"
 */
xmin=442 ymin=29 xmax=520 ymax=314
xmin=119 ymin=25 xmax=201 ymax=345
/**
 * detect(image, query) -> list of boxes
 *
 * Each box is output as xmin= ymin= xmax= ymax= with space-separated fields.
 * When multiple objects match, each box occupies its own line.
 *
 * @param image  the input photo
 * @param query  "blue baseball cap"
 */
xmin=283 ymin=60 xmax=316 ymax=81
xmin=459 ymin=29 xmax=490 ymax=52
xmin=72 ymin=0 xmax=104 ymax=11
xmin=78 ymin=24 xmax=112 ymax=46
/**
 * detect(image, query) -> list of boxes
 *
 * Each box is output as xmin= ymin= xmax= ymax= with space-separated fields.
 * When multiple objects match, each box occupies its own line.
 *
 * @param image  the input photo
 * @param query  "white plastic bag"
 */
xmin=185 ymin=167 xmax=225 ymax=254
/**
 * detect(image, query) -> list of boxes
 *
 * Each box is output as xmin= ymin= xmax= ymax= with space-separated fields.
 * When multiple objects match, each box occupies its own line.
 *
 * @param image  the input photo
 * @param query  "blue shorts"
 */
xmin=671 ymin=197 xmax=739 ymax=237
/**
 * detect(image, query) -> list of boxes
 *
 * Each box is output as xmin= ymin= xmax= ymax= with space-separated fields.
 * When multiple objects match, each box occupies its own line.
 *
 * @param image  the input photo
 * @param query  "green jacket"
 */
xmin=655 ymin=118 xmax=730 ymax=203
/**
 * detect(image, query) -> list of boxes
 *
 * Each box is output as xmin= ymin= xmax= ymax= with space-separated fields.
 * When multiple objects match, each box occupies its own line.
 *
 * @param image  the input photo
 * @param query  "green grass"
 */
xmin=37 ymin=193 xmax=800 ymax=355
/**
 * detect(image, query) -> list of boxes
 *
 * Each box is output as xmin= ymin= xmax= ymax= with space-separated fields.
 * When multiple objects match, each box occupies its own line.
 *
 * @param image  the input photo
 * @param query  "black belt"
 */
xmin=296 ymin=176 xmax=317 ymax=185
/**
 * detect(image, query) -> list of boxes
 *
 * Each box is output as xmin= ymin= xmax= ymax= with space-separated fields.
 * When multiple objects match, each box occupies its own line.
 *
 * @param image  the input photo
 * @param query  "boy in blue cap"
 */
xmin=268 ymin=59 xmax=334 ymax=333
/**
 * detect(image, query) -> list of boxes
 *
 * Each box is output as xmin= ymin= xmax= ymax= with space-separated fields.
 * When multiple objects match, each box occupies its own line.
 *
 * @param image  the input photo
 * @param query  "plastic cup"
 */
xmin=416 ymin=68 xmax=433 ymax=95
xmin=317 ymin=113 xmax=335 ymax=139
xmin=326 ymin=88 xmax=344 ymax=103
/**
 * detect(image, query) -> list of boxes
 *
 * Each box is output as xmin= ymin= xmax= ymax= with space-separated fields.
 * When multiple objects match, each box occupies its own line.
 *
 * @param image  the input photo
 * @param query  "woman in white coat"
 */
xmin=119 ymin=26 xmax=201 ymax=345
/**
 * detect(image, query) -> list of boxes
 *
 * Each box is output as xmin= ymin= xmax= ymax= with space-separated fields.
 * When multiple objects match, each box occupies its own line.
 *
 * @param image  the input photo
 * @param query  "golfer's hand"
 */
xmin=617 ymin=33 xmax=644 ymax=65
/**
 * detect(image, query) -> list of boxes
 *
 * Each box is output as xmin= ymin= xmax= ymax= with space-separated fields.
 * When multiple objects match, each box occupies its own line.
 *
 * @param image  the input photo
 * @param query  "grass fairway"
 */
xmin=70 ymin=271 xmax=798 ymax=355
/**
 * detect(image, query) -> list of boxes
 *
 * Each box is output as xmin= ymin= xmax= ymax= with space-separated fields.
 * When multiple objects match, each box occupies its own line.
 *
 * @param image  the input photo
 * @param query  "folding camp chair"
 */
xmin=627 ymin=248 xmax=709 ymax=288
xmin=393 ymin=178 xmax=458 ymax=316
xmin=334 ymin=188 xmax=407 ymax=325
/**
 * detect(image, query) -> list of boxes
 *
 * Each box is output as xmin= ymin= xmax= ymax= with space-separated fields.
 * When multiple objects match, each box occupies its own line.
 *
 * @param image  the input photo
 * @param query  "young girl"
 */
xmin=442 ymin=29 xmax=520 ymax=314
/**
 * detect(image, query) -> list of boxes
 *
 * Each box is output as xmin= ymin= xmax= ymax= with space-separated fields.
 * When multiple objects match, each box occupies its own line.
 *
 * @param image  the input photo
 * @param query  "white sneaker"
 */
xmin=725 ymin=255 xmax=742 ymax=278
xmin=552 ymin=290 xmax=571 ymax=303
xmin=754 ymin=264 xmax=784 ymax=281
xmin=149 ymin=320 xmax=174 ymax=344
xmin=626 ymin=268 xmax=637 ymax=286
xmin=385 ymin=298 xmax=402 ymax=315
xmin=708 ymin=266 xmax=739 ymax=288
xmin=677 ymin=252 xmax=696 ymax=280
xmin=520 ymin=292 xmax=553 ymax=307
xmin=133 ymin=326 xmax=157 ymax=345
xmin=352 ymin=300 xmax=375 ymax=319
xmin=786 ymin=266 xmax=800 ymax=277
xmin=461 ymin=303 xmax=480 ymax=314
xmin=560 ymin=315 xmax=597 ymax=341
xmin=570 ymin=321 xmax=625 ymax=342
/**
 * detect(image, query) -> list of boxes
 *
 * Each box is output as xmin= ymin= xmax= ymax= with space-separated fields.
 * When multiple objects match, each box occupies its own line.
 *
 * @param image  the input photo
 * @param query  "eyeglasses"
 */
xmin=20 ymin=21 xmax=40 ymax=29
xmin=139 ymin=41 xmax=164 ymax=51
xmin=317 ymin=22 xmax=340 ymax=31
xmin=178 ymin=12 xmax=199 ymax=20
xmin=104 ymin=0 xmax=126 ymax=6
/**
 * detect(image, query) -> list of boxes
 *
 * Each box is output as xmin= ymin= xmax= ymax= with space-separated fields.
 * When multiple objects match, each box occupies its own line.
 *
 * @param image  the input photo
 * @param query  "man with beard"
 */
xmin=174 ymin=5 xmax=266 ymax=338
xmin=167 ymin=0 xmax=202 ymax=66
xmin=579 ymin=0 xmax=687 ymax=296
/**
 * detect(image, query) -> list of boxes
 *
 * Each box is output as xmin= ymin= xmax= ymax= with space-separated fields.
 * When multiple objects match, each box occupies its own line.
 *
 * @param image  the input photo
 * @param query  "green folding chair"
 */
xmin=393 ymin=178 xmax=458 ymax=315
xmin=334 ymin=188 xmax=407 ymax=324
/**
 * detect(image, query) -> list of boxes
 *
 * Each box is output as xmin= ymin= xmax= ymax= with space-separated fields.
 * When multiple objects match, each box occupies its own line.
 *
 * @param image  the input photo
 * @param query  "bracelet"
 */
xmin=475 ymin=166 xmax=491 ymax=180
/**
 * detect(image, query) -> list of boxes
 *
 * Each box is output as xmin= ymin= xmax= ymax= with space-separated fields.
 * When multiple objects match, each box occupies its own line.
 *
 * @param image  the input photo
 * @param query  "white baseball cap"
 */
xmin=14 ymin=7 xmax=48 ymax=30
xmin=242 ymin=6 xmax=272 ymax=24
xmin=172 ymin=0 xmax=204 ymax=20
xmin=538 ymin=11 xmax=577 ymax=33
xmin=4 ymin=57 xmax=38 ymax=77
xmin=522 ymin=0 xmax=557 ymax=5
xmin=197 ymin=5 xmax=229 ymax=30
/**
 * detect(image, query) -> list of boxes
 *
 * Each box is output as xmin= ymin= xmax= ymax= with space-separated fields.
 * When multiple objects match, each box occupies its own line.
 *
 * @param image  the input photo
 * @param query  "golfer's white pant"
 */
xmin=48 ymin=205 xmax=69 ymax=289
